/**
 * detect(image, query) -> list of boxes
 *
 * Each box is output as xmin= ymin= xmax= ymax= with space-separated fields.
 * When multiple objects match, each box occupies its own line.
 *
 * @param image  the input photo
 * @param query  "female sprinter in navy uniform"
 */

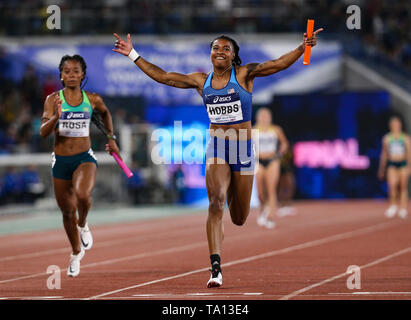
xmin=253 ymin=107 xmax=289 ymax=229
xmin=40 ymin=55 xmax=121 ymax=277
xmin=378 ymin=116 xmax=411 ymax=219
xmin=113 ymin=29 xmax=322 ymax=287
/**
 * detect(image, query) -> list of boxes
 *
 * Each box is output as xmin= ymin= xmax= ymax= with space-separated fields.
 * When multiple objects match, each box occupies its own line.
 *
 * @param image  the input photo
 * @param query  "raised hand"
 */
xmin=113 ymin=33 xmax=133 ymax=56
xmin=303 ymin=28 xmax=324 ymax=48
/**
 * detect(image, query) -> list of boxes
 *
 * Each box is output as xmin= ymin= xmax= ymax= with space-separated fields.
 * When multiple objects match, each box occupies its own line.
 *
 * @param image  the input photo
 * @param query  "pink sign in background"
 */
xmin=293 ymin=138 xmax=370 ymax=170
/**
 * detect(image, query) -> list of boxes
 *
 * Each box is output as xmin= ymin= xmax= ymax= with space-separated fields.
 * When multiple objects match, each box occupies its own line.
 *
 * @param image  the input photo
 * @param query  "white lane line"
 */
xmin=0 ymin=205 xmax=373 ymax=263
xmin=279 ymin=246 xmax=411 ymax=300
xmin=0 ymin=224 xmax=204 ymax=262
xmin=329 ymin=292 xmax=411 ymax=295
xmin=187 ymin=292 xmax=262 ymax=296
xmin=0 ymin=296 xmax=64 ymax=300
xmin=244 ymin=292 xmax=263 ymax=296
xmin=0 ymin=241 xmax=206 ymax=285
xmin=0 ymin=205 xmax=386 ymax=263
xmin=130 ymin=293 xmax=262 ymax=298
xmin=0 ymin=247 xmax=69 ymax=263
xmin=0 ymin=229 xmax=265 ymax=285
xmin=86 ymin=220 xmax=399 ymax=300
xmin=83 ymin=293 xmax=411 ymax=300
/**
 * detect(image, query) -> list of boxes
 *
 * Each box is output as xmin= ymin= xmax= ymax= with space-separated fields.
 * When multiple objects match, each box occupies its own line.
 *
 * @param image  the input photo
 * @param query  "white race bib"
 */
xmin=205 ymin=92 xmax=243 ymax=124
xmin=389 ymin=141 xmax=405 ymax=156
xmin=58 ymin=111 xmax=90 ymax=137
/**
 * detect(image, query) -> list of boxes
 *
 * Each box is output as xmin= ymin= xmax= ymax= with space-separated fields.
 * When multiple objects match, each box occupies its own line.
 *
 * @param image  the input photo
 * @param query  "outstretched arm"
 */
xmin=112 ymin=33 xmax=205 ymax=90
xmin=245 ymin=28 xmax=324 ymax=78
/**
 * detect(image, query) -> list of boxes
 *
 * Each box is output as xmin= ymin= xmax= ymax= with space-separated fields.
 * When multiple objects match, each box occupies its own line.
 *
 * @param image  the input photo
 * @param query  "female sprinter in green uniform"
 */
xmin=40 ymin=55 xmax=121 ymax=277
xmin=253 ymin=107 xmax=289 ymax=229
xmin=113 ymin=29 xmax=322 ymax=287
xmin=378 ymin=116 xmax=411 ymax=218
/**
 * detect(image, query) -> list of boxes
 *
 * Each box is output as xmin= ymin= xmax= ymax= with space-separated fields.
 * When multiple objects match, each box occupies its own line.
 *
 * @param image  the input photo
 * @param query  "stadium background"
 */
xmin=0 ymin=0 xmax=410 ymax=210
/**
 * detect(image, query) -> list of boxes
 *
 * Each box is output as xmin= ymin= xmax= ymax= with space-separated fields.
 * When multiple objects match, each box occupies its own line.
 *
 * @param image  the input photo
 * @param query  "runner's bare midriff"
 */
xmin=54 ymin=134 xmax=91 ymax=156
xmin=389 ymin=155 xmax=407 ymax=162
xmin=259 ymin=152 xmax=277 ymax=160
xmin=209 ymin=121 xmax=252 ymax=140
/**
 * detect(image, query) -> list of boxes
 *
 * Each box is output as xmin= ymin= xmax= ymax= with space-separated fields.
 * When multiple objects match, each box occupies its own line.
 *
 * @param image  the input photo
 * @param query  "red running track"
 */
xmin=0 ymin=200 xmax=410 ymax=300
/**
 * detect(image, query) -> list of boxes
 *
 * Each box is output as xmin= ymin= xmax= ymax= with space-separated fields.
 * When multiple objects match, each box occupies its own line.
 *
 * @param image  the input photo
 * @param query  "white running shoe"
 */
xmin=207 ymin=271 xmax=223 ymax=288
xmin=257 ymin=208 xmax=268 ymax=226
xmin=257 ymin=214 xmax=266 ymax=226
xmin=277 ymin=206 xmax=297 ymax=217
xmin=398 ymin=208 xmax=408 ymax=219
xmin=264 ymin=219 xmax=276 ymax=229
xmin=385 ymin=205 xmax=398 ymax=218
xmin=67 ymin=247 xmax=85 ymax=277
xmin=78 ymin=223 xmax=93 ymax=250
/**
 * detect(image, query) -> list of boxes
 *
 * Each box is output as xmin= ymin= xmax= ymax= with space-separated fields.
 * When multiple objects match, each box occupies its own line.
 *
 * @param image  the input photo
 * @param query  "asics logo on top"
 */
xmin=213 ymin=96 xmax=232 ymax=103
xmin=67 ymin=112 xmax=85 ymax=119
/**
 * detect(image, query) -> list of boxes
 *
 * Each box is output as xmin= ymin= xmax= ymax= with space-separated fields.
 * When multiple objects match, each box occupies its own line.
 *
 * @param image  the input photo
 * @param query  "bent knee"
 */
xmin=388 ymin=181 xmax=399 ymax=189
xmin=75 ymin=192 xmax=92 ymax=205
xmin=208 ymin=193 xmax=226 ymax=213
xmin=231 ymin=216 xmax=246 ymax=226
xmin=231 ymin=212 xmax=248 ymax=226
xmin=61 ymin=209 xmax=76 ymax=220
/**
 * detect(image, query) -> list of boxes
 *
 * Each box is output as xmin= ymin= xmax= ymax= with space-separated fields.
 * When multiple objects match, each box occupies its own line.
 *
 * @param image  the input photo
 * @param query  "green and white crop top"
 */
xmin=58 ymin=89 xmax=93 ymax=138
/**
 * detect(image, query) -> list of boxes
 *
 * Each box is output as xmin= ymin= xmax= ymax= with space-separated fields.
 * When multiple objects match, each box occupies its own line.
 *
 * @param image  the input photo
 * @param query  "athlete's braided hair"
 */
xmin=58 ymin=54 xmax=88 ymax=88
xmin=210 ymin=35 xmax=242 ymax=66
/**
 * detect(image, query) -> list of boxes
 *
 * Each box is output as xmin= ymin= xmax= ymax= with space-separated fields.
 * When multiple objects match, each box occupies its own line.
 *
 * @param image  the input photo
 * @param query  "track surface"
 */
xmin=0 ymin=200 xmax=410 ymax=300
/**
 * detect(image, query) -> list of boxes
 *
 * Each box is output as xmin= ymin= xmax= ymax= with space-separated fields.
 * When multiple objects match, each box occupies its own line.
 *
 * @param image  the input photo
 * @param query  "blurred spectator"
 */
xmin=277 ymin=146 xmax=296 ymax=214
xmin=113 ymin=108 xmax=127 ymax=132
xmin=13 ymin=105 xmax=34 ymax=153
xmin=0 ymin=165 xmax=45 ymax=205
xmin=125 ymin=162 xmax=146 ymax=204
xmin=21 ymin=165 xmax=45 ymax=203
xmin=0 ymin=46 xmax=9 ymax=86
xmin=0 ymin=126 xmax=17 ymax=154
xmin=21 ymin=64 xmax=42 ymax=113
xmin=42 ymin=73 xmax=60 ymax=102
xmin=1 ymin=166 xmax=24 ymax=204
xmin=171 ymin=164 xmax=185 ymax=204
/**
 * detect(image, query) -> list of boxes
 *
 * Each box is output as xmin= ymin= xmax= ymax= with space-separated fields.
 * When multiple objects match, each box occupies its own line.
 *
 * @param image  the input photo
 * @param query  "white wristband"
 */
xmin=128 ymin=48 xmax=140 ymax=62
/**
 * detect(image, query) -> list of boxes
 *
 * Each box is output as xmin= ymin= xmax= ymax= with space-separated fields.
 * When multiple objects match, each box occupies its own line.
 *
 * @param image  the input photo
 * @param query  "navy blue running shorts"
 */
xmin=205 ymin=136 xmax=255 ymax=173
xmin=52 ymin=149 xmax=98 ymax=180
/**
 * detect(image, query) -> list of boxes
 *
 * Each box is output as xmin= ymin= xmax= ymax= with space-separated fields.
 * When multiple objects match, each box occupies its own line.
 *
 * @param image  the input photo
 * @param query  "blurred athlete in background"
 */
xmin=277 ymin=146 xmax=296 ymax=217
xmin=378 ymin=115 xmax=411 ymax=219
xmin=253 ymin=107 xmax=289 ymax=229
xmin=40 ymin=55 xmax=121 ymax=277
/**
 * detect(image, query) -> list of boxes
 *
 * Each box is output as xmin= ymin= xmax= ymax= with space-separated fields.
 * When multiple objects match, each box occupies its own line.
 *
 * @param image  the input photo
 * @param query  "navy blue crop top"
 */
xmin=202 ymin=67 xmax=252 ymax=125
